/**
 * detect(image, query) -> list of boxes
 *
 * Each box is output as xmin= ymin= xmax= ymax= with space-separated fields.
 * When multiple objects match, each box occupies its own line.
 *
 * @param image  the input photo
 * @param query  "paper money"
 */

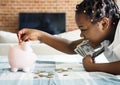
xmin=74 ymin=40 xmax=104 ymax=58
xmin=74 ymin=40 xmax=94 ymax=57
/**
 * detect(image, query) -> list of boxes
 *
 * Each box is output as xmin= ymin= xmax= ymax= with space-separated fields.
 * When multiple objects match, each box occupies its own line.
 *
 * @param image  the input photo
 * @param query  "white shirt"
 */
xmin=104 ymin=20 xmax=120 ymax=62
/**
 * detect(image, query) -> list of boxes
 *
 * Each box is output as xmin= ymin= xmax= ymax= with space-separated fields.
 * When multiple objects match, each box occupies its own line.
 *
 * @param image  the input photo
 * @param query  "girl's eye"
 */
xmin=81 ymin=29 xmax=87 ymax=32
xmin=78 ymin=26 xmax=88 ymax=32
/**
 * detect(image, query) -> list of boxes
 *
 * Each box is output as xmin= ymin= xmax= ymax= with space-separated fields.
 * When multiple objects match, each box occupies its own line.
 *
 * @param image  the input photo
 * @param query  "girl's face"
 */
xmin=75 ymin=13 xmax=110 ymax=45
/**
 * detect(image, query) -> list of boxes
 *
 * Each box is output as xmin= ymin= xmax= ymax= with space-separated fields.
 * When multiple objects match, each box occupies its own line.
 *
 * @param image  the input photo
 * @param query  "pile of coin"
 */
xmin=33 ymin=67 xmax=73 ymax=78
xmin=33 ymin=71 xmax=54 ymax=79
xmin=55 ymin=67 xmax=72 ymax=72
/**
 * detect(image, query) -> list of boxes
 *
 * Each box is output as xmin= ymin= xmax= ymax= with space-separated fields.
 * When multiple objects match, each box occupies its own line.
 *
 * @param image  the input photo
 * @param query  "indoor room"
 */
xmin=0 ymin=0 xmax=120 ymax=85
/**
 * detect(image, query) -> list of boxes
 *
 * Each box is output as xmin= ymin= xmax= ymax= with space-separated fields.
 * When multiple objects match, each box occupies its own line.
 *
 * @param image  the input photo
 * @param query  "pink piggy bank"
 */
xmin=8 ymin=42 xmax=37 ymax=72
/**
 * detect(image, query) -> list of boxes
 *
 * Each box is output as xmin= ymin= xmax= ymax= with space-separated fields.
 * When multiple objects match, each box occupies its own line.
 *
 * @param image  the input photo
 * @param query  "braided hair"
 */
xmin=76 ymin=0 xmax=120 ymax=43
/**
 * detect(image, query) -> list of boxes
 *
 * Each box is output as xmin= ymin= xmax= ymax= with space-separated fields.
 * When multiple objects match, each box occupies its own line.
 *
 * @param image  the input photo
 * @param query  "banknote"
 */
xmin=74 ymin=40 xmax=104 ymax=58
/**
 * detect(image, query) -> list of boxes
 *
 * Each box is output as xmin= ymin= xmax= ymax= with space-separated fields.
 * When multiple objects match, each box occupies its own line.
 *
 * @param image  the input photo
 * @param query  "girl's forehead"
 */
xmin=75 ymin=13 xmax=91 ymax=25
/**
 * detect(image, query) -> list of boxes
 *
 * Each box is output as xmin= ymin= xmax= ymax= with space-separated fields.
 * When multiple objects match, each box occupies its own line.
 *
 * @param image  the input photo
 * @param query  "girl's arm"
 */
xmin=18 ymin=28 xmax=83 ymax=54
xmin=39 ymin=30 xmax=84 ymax=54
xmin=83 ymin=55 xmax=120 ymax=75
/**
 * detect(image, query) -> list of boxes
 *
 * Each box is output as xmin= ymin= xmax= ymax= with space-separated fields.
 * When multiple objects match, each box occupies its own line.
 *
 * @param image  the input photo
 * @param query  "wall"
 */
xmin=0 ymin=0 xmax=82 ymax=33
xmin=117 ymin=0 xmax=120 ymax=8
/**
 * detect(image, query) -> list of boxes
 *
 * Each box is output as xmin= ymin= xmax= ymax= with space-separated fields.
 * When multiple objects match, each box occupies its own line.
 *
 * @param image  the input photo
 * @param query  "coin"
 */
xmin=39 ymin=74 xmax=47 ymax=77
xmin=62 ymin=69 xmax=68 ymax=72
xmin=63 ymin=74 xmax=68 ymax=76
xmin=67 ymin=68 xmax=72 ymax=70
xmin=47 ymin=75 xmax=53 ymax=78
xmin=33 ymin=76 xmax=39 ymax=79
xmin=48 ymin=73 xmax=54 ymax=76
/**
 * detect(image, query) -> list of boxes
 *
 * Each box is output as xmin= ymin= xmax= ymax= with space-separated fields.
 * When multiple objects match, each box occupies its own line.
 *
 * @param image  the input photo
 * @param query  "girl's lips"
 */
xmin=81 ymin=37 xmax=90 ymax=42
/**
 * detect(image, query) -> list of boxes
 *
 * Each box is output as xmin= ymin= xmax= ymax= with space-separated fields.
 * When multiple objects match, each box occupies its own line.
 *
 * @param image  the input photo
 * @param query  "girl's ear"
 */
xmin=100 ymin=17 xmax=109 ymax=30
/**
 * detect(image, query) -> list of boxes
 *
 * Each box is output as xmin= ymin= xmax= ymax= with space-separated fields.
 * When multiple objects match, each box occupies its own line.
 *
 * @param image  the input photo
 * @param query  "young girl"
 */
xmin=18 ymin=0 xmax=120 ymax=75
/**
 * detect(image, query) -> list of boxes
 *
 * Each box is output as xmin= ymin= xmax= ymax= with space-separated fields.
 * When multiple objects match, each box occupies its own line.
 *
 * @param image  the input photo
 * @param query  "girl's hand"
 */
xmin=82 ymin=55 xmax=95 ymax=71
xmin=17 ymin=28 xmax=41 ymax=43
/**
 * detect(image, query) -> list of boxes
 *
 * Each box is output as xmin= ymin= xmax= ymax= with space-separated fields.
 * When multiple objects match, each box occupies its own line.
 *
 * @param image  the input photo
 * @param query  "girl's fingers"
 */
xmin=17 ymin=31 xmax=23 ymax=43
xmin=17 ymin=29 xmax=27 ymax=43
